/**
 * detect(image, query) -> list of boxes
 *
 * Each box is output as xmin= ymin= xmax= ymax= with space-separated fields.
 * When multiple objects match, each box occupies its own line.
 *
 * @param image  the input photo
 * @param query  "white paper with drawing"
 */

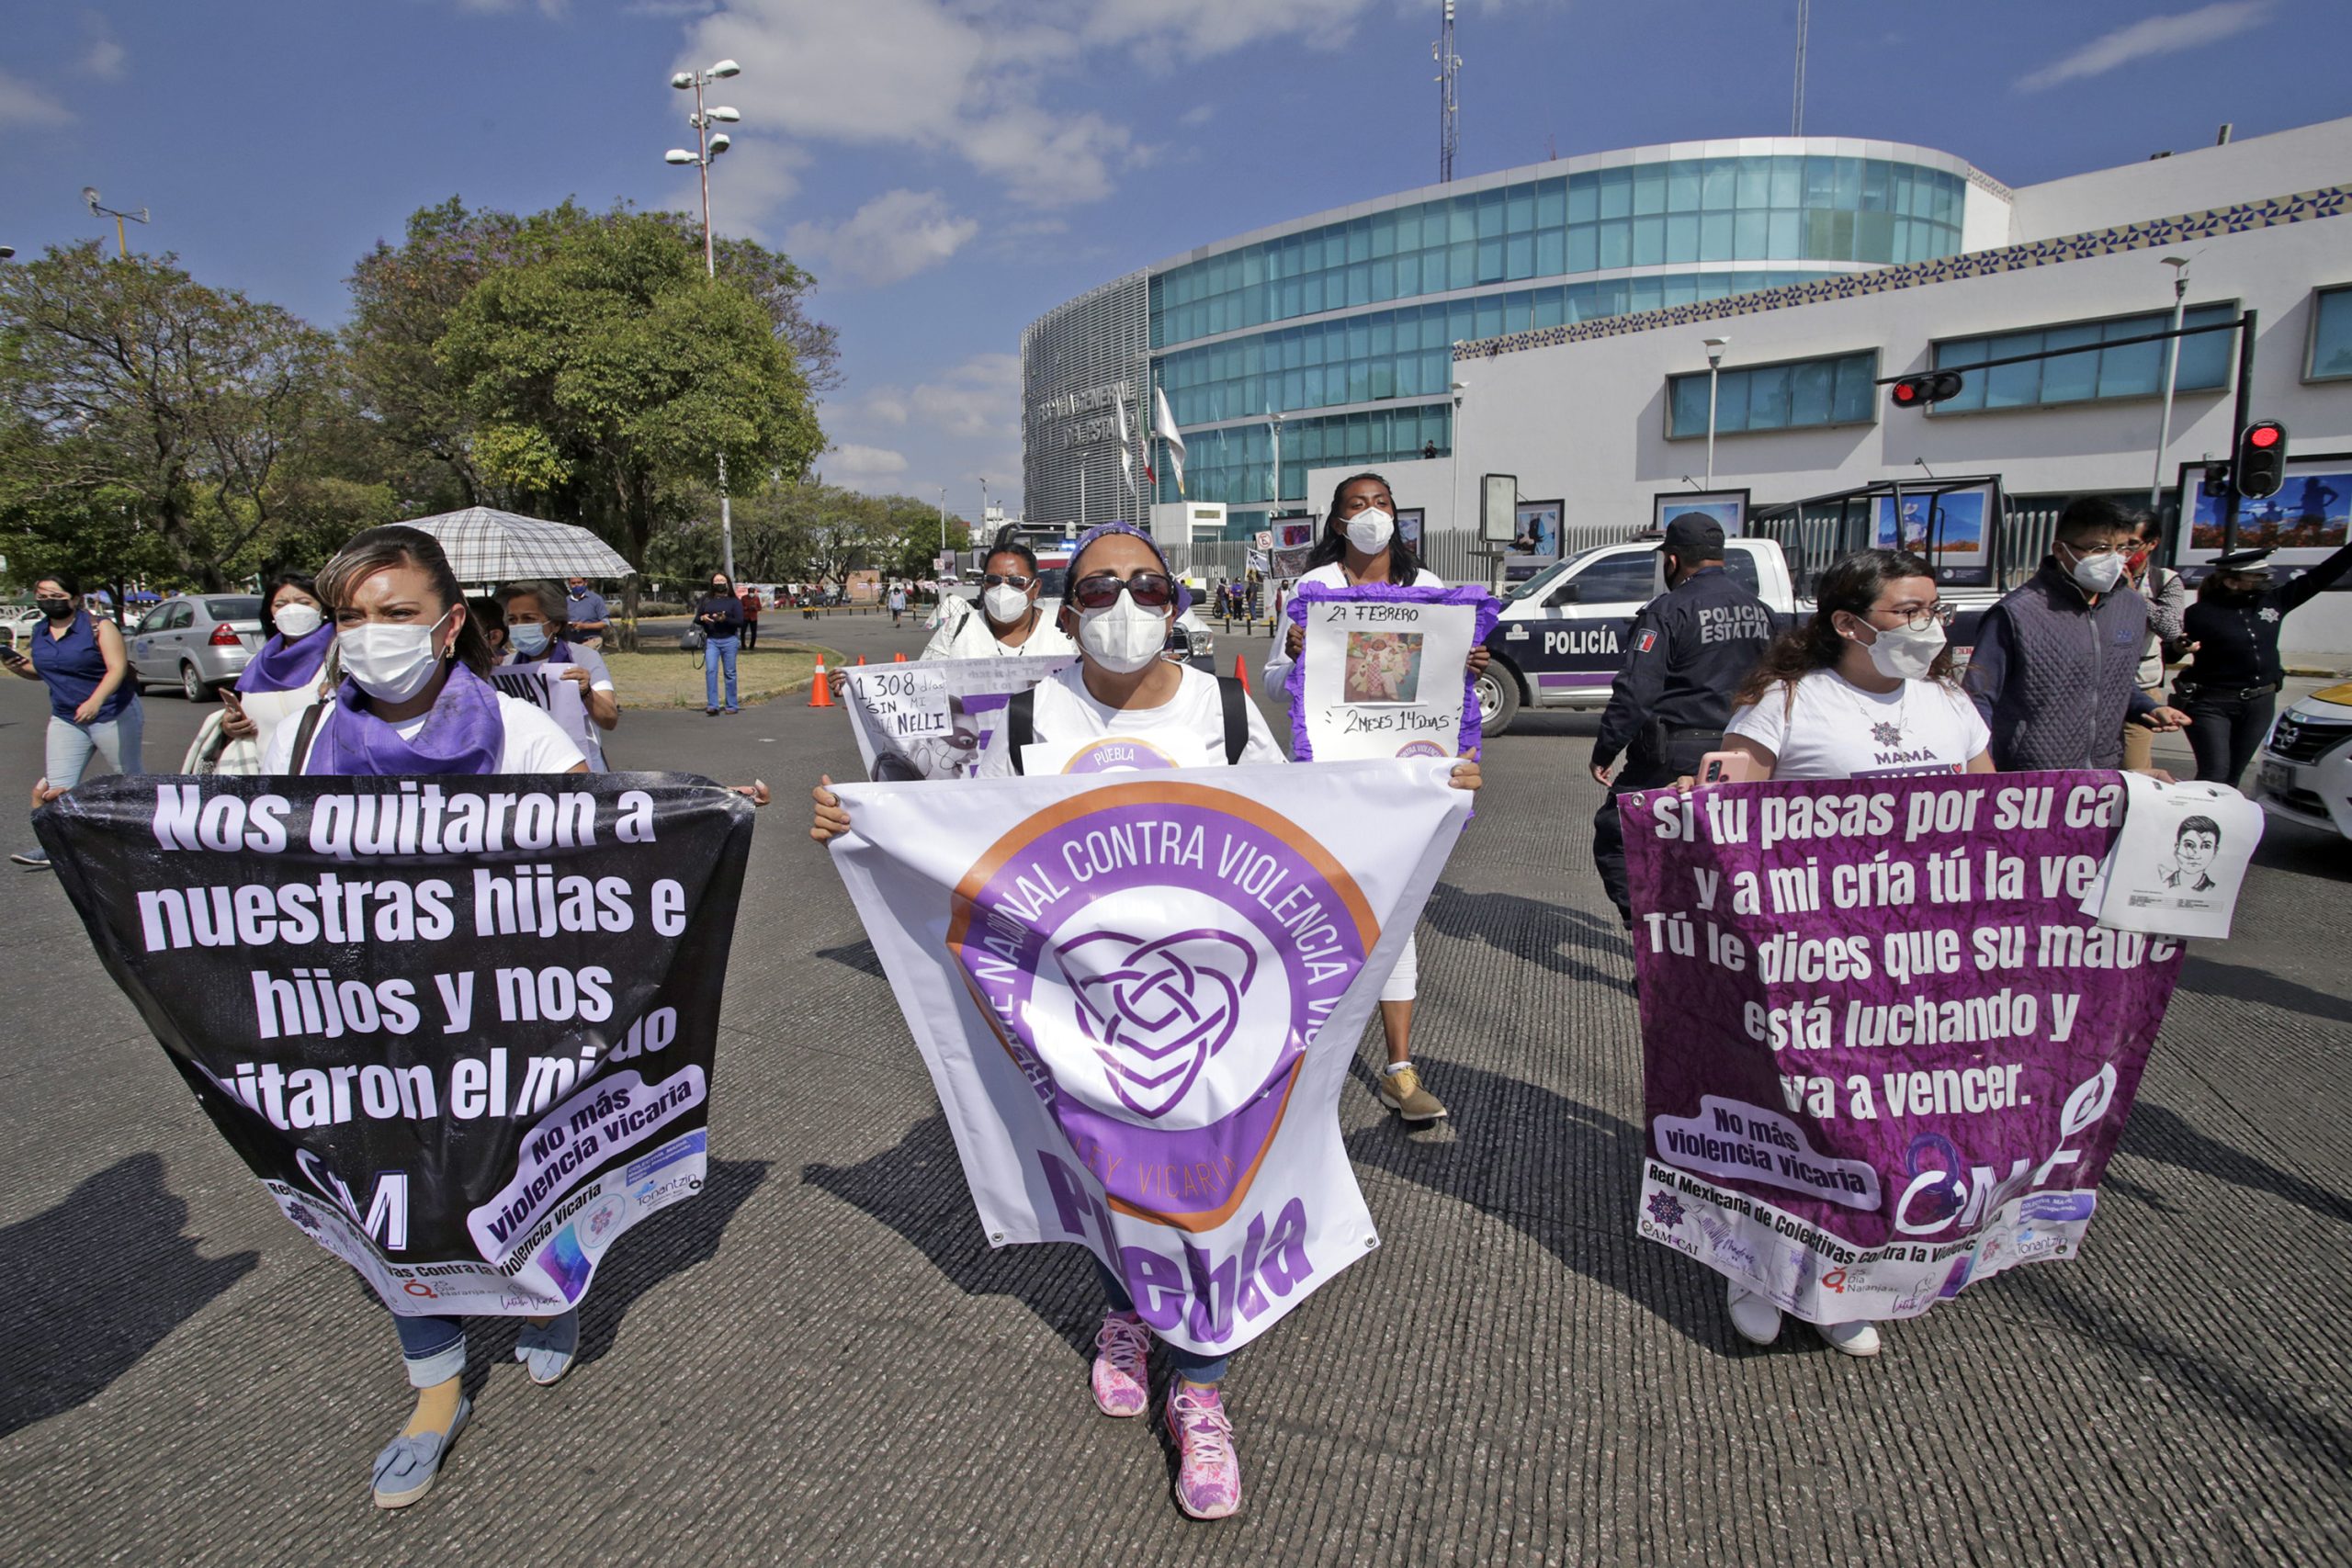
xmin=1298 ymin=598 xmax=1475 ymax=761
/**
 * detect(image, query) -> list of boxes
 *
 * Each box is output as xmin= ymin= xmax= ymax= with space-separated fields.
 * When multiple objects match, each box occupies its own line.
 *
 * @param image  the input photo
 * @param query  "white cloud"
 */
xmin=910 ymin=354 xmax=1023 ymax=440
xmin=2016 ymin=2 xmax=2271 ymax=92
xmin=82 ymin=17 xmax=126 ymax=80
xmin=827 ymin=443 xmax=911 ymax=479
xmin=785 ymin=189 xmax=979 ymax=288
xmin=0 ymin=69 xmax=73 ymax=128
xmin=1178 ymin=103 xmax=1216 ymax=128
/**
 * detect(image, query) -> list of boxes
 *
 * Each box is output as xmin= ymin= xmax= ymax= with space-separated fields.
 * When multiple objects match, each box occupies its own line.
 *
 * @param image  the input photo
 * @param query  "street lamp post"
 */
xmin=1449 ymin=370 xmax=1468 ymax=562
xmin=938 ymin=486 xmax=949 ymax=578
xmin=1702 ymin=337 xmax=1728 ymax=488
xmin=667 ymin=58 xmax=743 ymax=582
xmin=1268 ymin=410 xmax=1284 ymax=513
xmin=2150 ymin=255 xmax=2190 ymax=513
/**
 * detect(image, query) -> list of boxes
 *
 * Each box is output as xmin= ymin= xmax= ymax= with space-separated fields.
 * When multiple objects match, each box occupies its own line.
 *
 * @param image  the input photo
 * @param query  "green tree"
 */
xmin=0 ymin=242 xmax=336 ymax=593
xmin=437 ymin=205 xmax=824 ymax=642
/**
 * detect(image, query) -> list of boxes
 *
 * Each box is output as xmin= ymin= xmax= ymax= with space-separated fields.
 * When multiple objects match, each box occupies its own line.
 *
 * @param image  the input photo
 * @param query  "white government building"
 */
xmin=1022 ymin=113 xmax=2352 ymax=660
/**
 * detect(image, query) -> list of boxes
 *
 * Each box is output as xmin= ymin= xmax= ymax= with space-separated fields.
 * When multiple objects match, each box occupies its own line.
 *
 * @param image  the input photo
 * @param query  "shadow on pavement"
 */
xmin=1420 ymin=883 xmax=1635 ymax=996
xmin=802 ymin=1118 xmax=1100 ymax=1362
xmin=1341 ymin=1057 xmax=1725 ymax=1349
xmin=2119 ymin=1102 xmax=2352 ymax=1226
xmin=815 ymin=939 xmax=886 ymax=980
xmin=0 ymin=1154 xmax=259 ymax=1437
xmin=2178 ymin=953 xmax=2352 ymax=1027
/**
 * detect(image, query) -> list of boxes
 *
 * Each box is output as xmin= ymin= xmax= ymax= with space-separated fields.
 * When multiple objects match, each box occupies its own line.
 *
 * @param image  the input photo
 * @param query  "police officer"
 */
xmin=2177 ymin=538 xmax=2352 ymax=785
xmin=1589 ymin=514 xmax=1775 ymax=924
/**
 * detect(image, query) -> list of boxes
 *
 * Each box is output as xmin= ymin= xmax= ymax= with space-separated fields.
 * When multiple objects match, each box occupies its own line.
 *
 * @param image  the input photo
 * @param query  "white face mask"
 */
xmin=983 ymin=584 xmax=1030 ymax=624
xmin=339 ymin=609 xmax=454 ymax=704
xmin=2064 ymin=547 xmax=2125 ymax=594
xmin=1849 ymin=616 xmax=1946 ymax=682
xmin=1076 ymin=593 xmax=1169 ymax=673
xmin=1344 ymin=507 xmax=1396 ymax=555
xmin=273 ymin=603 xmax=323 ymax=639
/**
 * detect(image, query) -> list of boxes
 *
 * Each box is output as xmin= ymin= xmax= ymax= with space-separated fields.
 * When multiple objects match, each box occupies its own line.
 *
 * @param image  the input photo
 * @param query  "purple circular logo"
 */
xmin=1395 ymin=740 xmax=1447 ymax=758
xmin=1060 ymin=737 xmax=1180 ymax=773
xmin=948 ymin=783 xmax=1376 ymax=1228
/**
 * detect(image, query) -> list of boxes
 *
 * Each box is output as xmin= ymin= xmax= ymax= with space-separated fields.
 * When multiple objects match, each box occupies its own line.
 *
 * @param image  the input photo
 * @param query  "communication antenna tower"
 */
xmin=1791 ymin=0 xmax=1809 ymax=136
xmin=1433 ymin=0 xmax=1461 ymax=183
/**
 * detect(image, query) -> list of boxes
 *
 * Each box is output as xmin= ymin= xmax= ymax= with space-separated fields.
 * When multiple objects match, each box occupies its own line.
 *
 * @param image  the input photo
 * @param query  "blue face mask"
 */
xmin=510 ymin=622 xmax=552 ymax=657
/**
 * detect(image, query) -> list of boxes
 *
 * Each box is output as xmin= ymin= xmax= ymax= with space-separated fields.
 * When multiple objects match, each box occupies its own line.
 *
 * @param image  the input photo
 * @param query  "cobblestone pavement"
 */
xmin=0 ymin=618 xmax=2346 ymax=1566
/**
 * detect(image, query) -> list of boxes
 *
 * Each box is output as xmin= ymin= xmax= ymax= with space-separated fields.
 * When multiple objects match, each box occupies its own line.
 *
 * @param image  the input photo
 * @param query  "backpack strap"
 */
xmin=1216 ymin=675 xmax=1248 ymax=765
xmin=288 ymin=700 xmax=327 ymax=775
xmin=1006 ymin=687 xmax=1036 ymax=777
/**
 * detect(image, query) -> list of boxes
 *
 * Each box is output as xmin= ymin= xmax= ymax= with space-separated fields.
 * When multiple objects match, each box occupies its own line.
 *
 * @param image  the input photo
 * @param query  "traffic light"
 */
xmin=2235 ymin=420 xmax=2288 ymax=500
xmin=1889 ymin=371 xmax=1965 ymax=410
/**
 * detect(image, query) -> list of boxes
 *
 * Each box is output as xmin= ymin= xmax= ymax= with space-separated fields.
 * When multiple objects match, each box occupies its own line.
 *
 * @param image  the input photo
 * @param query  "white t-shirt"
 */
xmin=977 ymin=663 xmax=1285 ymax=777
xmin=264 ymin=691 xmax=585 ymax=775
xmin=1726 ymin=671 xmax=1989 ymax=780
xmin=1263 ymin=559 xmax=1447 ymax=682
xmin=921 ymin=596 xmax=1078 ymax=661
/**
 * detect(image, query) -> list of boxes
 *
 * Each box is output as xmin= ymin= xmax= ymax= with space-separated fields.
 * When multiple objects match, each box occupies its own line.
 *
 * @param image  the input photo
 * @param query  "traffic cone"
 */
xmin=856 ymin=655 xmax=867 ymax=665
xmin=894 ymin=652 xmax=907 ymax=661
xmin=1233 ymin=654 xmax=1250 ymax=694
xmin=808 ymin=656 xmax=834 ymax=707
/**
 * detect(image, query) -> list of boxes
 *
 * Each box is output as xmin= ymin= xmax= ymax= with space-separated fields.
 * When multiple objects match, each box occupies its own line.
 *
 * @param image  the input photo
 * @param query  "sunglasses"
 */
xmin=981 ymin=572 xmax=1035 ymax=590
xmin=1069 ymin=570 xmax=1175 ymax=611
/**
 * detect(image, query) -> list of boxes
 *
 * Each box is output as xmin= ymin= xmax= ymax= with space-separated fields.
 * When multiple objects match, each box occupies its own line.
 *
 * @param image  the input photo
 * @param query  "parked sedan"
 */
xmin=0 ymin=605 xmax=41 ymax=654
xmin=2256 ymin=682 xmax=2352 ymax=842
xmin=129 ymin=595 xmax=266 ymax=698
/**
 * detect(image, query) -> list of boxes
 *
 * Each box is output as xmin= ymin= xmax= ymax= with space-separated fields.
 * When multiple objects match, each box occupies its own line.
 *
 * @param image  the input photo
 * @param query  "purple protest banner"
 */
xmin=1623 ymin=771 xmax=2183 ymax=1325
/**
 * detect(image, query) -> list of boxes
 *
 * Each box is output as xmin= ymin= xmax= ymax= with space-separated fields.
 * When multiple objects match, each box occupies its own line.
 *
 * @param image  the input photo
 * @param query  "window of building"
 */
xmin=2306 ymin=284 xmax=2352 ymax=381
xmin=1666 ymin=350 xmax=1878 ymax=438
xmin=1929 ymin=302 xmax=2236 ymax=412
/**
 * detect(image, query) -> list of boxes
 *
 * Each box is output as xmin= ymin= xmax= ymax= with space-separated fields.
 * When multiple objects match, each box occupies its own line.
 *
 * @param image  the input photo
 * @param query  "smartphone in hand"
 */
xmin=1696 ymin=750 xmax=1755 ymax=786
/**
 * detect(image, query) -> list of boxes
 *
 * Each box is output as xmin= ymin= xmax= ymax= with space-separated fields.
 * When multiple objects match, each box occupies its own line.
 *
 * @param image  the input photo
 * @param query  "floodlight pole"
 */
xmin=1702 ymin=337 xmax=1728 ymax=488
xmin=2149 ymin=257 xmax=2188 ymax=513
xmin=2222 ymin=308 xmax=2258 ymax=555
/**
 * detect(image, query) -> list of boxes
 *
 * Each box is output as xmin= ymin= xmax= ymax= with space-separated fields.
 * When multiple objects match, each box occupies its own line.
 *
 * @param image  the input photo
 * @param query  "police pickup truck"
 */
xmin=1475 ymin=536 xmax=1992 ymax=735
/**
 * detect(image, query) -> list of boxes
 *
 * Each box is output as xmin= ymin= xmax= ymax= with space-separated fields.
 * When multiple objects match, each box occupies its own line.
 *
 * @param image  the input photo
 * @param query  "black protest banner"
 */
xmin=37 ymin=773 xmax=755 ymax=1317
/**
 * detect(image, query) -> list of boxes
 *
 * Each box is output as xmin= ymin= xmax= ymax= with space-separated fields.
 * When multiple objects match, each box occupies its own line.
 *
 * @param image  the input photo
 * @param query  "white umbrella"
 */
xmin=399 ymin=507 xmax=635 ymax=581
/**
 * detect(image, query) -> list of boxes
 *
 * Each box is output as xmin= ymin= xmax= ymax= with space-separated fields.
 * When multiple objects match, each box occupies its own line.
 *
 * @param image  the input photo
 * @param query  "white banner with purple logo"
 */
xmin=841 ymin=655 xmax=1077 ymax=782
xmin=829 ymin=760 xmax=1473 ymax=1354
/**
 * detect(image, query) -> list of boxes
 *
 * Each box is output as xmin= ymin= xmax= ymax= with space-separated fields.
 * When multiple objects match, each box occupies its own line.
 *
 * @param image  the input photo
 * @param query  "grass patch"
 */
xmin=600 ymin=640 xmax=838 ymax=709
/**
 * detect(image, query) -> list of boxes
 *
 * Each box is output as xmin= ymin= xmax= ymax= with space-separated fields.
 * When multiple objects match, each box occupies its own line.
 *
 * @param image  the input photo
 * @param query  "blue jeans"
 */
xmin=45 ymin=698 xmax=144 ymax=785
xmin=391 ymin=1312 xmax=468 ymax=1389
xmin=24 ymin=702 xmax=143 ymax=863
xmin=704 ymin=635 xmax=740 ymax=710
xmin=1093 ymin=1257 xmax=1229 ymax=1385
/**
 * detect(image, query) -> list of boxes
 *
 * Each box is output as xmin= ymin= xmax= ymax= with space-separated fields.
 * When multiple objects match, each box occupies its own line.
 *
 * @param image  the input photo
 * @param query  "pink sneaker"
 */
xmin=1091 ymin=1311 xmax=1150 ymax=1417
xmin=1164 ymin=1381 xmax=1241 ymax=1520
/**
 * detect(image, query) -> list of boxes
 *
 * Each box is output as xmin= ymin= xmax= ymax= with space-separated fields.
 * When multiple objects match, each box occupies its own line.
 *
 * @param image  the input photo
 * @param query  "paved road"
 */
xmin=1 ymin=623 xmax=2347 ymax=1566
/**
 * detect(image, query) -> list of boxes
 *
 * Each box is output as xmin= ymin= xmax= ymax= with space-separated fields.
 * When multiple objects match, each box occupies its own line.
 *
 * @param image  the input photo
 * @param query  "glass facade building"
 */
xmin=1023 ymin=139 xmax=1981 ymax=536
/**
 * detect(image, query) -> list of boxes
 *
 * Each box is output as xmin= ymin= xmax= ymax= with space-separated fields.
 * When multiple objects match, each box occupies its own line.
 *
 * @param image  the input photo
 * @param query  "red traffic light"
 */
xmin=1889 ymin=371 xmax=1964 ymax=410
xmin=2234 ymin=419 xmax=2289 ymax=500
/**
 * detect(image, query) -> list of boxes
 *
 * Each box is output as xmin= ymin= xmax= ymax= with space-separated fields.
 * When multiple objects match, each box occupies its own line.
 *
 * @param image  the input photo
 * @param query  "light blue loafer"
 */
xmin=371 ymin=1394 xmax=470 ymax=1509
xmin=514 ymin=1308 xmax=580 ymax=1387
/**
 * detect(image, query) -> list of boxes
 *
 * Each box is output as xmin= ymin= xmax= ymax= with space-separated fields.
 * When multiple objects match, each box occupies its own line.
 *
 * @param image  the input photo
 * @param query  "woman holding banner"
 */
xmin=262 ymin=525 xmax=588 ymax=1506
xmin=1713 ymin=547 xmax=1992 ymax=1357
xmin=813 ymin=520 xmax=1484 ymax=1521
xmin=920 ymin=538 xmax=1078 ymax=660
xmin=1264 ymin=472 xmax=1491 ymax=1125
xmin=501 ymin=579 xmax=621 ymax=772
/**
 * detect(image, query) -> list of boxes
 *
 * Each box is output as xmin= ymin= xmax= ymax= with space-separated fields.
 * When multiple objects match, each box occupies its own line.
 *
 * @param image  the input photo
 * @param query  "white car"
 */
xmin=2255 ymin=682 xmax=2352 ymax=840
xmin=0 ymin=604 xmax=42 ymax=653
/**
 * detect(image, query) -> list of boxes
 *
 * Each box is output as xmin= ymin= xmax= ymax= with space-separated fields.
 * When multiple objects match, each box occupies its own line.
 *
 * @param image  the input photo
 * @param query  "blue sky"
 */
xmin=3 ymin=1 xmax=2344 ymax=517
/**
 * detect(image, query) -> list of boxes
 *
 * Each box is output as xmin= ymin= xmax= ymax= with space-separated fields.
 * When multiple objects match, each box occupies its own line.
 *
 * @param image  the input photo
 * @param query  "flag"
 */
xmin=1137 ymin=396 xmax=1157 ymax=488
xmin=1114 ymin=390 xmax=1136 ymax=501
xmin=1153 ymin=386 xmax=1187 ymax=499
xmin=829 ymin=761 xmax=1472 ymax=1353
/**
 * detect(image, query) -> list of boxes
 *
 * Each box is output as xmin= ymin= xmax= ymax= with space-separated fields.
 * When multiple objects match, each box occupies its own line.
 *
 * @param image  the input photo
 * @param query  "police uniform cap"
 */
xmin=2211 ymin=547 xmax=2274 ymax=572
xmin=1659 ymin=513 xmax=1726 ymax=558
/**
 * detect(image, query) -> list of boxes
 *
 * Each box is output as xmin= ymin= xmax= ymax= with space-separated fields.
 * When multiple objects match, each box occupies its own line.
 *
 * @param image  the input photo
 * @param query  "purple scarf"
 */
xmin=236 ymin=626 xmax=333 ymax=694
xmin=305 ymin=662 xmax=505 ymax=776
